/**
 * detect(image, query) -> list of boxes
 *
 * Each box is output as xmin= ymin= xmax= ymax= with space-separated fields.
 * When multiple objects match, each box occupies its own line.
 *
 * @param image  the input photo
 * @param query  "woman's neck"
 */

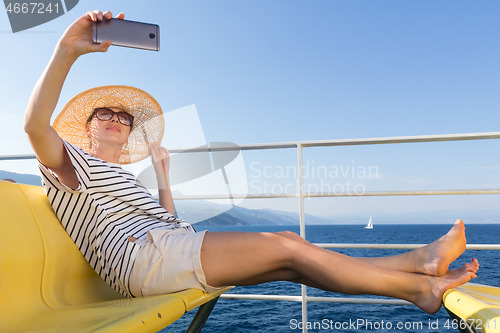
xmin=89 ymin=143 xmax=122 ymax=164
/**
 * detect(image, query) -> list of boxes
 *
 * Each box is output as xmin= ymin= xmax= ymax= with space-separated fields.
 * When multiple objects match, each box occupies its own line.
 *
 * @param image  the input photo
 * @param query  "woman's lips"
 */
xmin=106 ymin=125 xmax=121 ymax=132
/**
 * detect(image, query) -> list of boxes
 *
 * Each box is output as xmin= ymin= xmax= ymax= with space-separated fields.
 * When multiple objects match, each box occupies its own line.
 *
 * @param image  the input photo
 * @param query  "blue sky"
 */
xmin=1 ymin=1 xmax=499 ymax=222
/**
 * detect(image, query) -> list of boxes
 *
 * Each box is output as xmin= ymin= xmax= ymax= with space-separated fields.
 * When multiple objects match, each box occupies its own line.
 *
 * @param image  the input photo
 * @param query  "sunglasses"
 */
xmin=92 ymin=108 xmax=134 ymax=126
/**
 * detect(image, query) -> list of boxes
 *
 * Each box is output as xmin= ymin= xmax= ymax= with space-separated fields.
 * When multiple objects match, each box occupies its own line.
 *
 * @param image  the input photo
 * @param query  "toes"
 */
xmin=465 ymin=259 xmax=479 ymax=273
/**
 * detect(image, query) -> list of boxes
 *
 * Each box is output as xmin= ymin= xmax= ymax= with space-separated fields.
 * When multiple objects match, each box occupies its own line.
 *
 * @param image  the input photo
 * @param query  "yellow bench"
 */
xmin=444 ymin=283 xmax=500 ymax=333
xmin=0 ymin=181 xmax=231 ymax=332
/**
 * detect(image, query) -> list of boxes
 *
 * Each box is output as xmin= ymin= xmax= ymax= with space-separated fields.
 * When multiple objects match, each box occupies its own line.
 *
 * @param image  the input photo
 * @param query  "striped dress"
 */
xmin=39 ymin=140 xmax=193 ymax=296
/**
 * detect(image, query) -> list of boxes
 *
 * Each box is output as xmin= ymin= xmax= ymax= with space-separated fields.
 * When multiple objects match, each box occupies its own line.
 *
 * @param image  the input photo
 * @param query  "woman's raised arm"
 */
xmin=24 ymin=10 xmax=123 ymax=188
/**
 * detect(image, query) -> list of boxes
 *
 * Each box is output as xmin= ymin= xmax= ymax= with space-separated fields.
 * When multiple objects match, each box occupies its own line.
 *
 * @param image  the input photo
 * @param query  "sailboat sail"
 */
xmin=365 ymin=216 xmax=373 ymax=229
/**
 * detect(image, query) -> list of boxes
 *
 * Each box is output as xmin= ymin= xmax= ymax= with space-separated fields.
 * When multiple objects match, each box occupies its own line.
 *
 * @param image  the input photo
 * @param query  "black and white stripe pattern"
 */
xmin=39 ymin=141 xmax=193 ymax=296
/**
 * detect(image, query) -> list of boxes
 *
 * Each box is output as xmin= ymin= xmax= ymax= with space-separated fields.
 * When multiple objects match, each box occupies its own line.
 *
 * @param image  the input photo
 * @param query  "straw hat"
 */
xmin=53 ymin=85 xmax=164 ymax=164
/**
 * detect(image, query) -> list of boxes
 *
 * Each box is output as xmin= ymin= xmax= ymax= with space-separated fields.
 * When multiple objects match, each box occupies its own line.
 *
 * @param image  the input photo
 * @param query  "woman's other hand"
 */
xmin=150 ymin=144 xmax=171 ymax=188
xmin=150 ymin=144 xmax=175 ymax=214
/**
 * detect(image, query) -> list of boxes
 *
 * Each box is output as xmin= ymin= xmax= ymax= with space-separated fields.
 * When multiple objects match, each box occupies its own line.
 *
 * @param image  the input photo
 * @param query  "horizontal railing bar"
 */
xmin=171 ymin=189 xmax=500 ymax=200
xmin=299 ymin=132 xmax=500 ymax=148
xmin=315 ymin=243 xmax=500 ymax=250
xmin=170 ymin=131 xmax=500 ymax=152
xmin=2 ymin=132 xmax=500 ymax=160
xmin=220 ymin=294 xmax=412 ymax=306
xmin=171 ymin=142 xmax=297 ymax=153
xmin=222 ymin=294 xmax=302 ymax=302
xmin=0 ymin=154 xmax=37 ymax=161
xmin=306 ymin=189 xmax=500 ymax=197
xmin=173 ymin=193 xmax=297 ymax=200
xmin=306 ymin=296 xmax=411 ymax=305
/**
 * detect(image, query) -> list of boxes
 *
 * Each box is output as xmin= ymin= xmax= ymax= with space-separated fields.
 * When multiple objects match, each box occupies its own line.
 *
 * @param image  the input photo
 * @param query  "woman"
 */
xmin=24 ymin=10 xmax=478 ymax=315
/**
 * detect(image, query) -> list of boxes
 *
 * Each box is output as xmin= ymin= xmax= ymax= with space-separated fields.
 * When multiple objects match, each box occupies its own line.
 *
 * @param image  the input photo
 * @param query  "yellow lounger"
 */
xmin=0 ymin=180 xmax=231 ymax=332
xmin=444 ymin=283 xmax=500 ymax=333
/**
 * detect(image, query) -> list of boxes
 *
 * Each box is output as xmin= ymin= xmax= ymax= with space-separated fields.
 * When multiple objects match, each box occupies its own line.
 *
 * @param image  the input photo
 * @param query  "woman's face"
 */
xmin=86 ymin=107 xmax=133 ymax=148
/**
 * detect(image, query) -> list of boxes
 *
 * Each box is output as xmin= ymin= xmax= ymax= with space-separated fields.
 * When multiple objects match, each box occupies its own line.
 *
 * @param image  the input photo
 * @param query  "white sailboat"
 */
xmin=365 ymin=216 xmax=373 ymax=229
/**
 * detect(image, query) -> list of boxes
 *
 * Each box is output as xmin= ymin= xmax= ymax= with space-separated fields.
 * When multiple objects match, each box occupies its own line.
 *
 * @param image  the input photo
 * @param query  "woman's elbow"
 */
xmin=23 ymin=114 xmax=46 ymax=136
xmin=23 ymin=116 xmax=37 ymax=135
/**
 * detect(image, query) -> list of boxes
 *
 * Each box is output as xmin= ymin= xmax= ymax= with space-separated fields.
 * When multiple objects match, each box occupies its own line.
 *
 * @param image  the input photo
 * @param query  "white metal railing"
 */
xmin=2 ymin=131 xmax=500 ymax=333
xmin=175 ymin=131 xmax=500 ymax=333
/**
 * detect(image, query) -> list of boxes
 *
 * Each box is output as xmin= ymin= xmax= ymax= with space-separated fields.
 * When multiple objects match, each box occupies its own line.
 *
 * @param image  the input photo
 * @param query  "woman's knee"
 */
xmin=276 ymin=231 xmax=307 ymax=244
xmin=269 ymin=231 xmax=308 ymax=267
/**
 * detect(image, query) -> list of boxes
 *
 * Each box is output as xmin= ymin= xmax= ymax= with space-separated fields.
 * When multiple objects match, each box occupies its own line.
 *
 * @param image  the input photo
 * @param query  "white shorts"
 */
xmin=129 ymin=228 xmax=220 ymax=297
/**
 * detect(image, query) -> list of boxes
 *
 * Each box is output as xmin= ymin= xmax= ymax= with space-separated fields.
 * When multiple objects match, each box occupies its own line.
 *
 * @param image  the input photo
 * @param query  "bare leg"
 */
xmin=260 ymin=219 xmax=478 ymax=276
xmin=200 ymin=227 xmax=478 ymax=314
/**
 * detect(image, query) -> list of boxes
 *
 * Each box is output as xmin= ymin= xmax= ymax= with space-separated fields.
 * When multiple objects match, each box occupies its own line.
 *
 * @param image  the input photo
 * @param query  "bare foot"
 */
xmin=415 ymin=219 xmax=467 ymax=276
xmin=443 ymin=258 xmax=479 ymax=280
xmin=415 ymin=259 xmax=478 ymax=314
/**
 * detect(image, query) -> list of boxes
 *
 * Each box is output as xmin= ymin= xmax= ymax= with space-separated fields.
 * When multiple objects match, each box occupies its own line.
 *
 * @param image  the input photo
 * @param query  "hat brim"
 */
xmin=53 ymin=85 xmax=164 ymax=164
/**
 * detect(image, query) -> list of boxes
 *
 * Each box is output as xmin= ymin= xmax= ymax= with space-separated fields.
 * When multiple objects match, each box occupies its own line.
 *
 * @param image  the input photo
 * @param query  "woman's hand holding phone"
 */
xmin=57 ymin=10 xmax=125 ymax=59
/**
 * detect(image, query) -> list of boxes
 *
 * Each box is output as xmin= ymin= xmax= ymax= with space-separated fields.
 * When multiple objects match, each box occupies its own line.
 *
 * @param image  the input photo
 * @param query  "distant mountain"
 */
xmin=177 ymin=202 xmax=291 ymax=226
xmin=0 ymin=170 xmax=41 ymax=186
xmin=176 ymin=201 xmax=333 ymax=226
xmin=224 ymin=206 xmax=296 ymax=225
xmin=260 ymin=208 xmax=338 ymax=225
xmin=191 ymin=211 xmax=255 ymax=226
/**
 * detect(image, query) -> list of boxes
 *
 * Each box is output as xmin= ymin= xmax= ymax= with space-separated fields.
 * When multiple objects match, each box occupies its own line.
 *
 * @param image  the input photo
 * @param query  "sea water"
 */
xmin=162 ymin=224 xmax=500 ymax=332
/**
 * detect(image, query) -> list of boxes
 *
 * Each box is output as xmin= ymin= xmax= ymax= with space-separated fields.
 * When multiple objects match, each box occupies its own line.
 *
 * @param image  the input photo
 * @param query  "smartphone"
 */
xmin=93 ymin=18 xmax=160 ymax=51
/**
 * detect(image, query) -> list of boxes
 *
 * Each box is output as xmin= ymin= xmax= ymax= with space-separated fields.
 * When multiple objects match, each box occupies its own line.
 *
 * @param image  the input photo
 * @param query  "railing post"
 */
xmin=297 ymin=143 xmax=308 ymax=333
